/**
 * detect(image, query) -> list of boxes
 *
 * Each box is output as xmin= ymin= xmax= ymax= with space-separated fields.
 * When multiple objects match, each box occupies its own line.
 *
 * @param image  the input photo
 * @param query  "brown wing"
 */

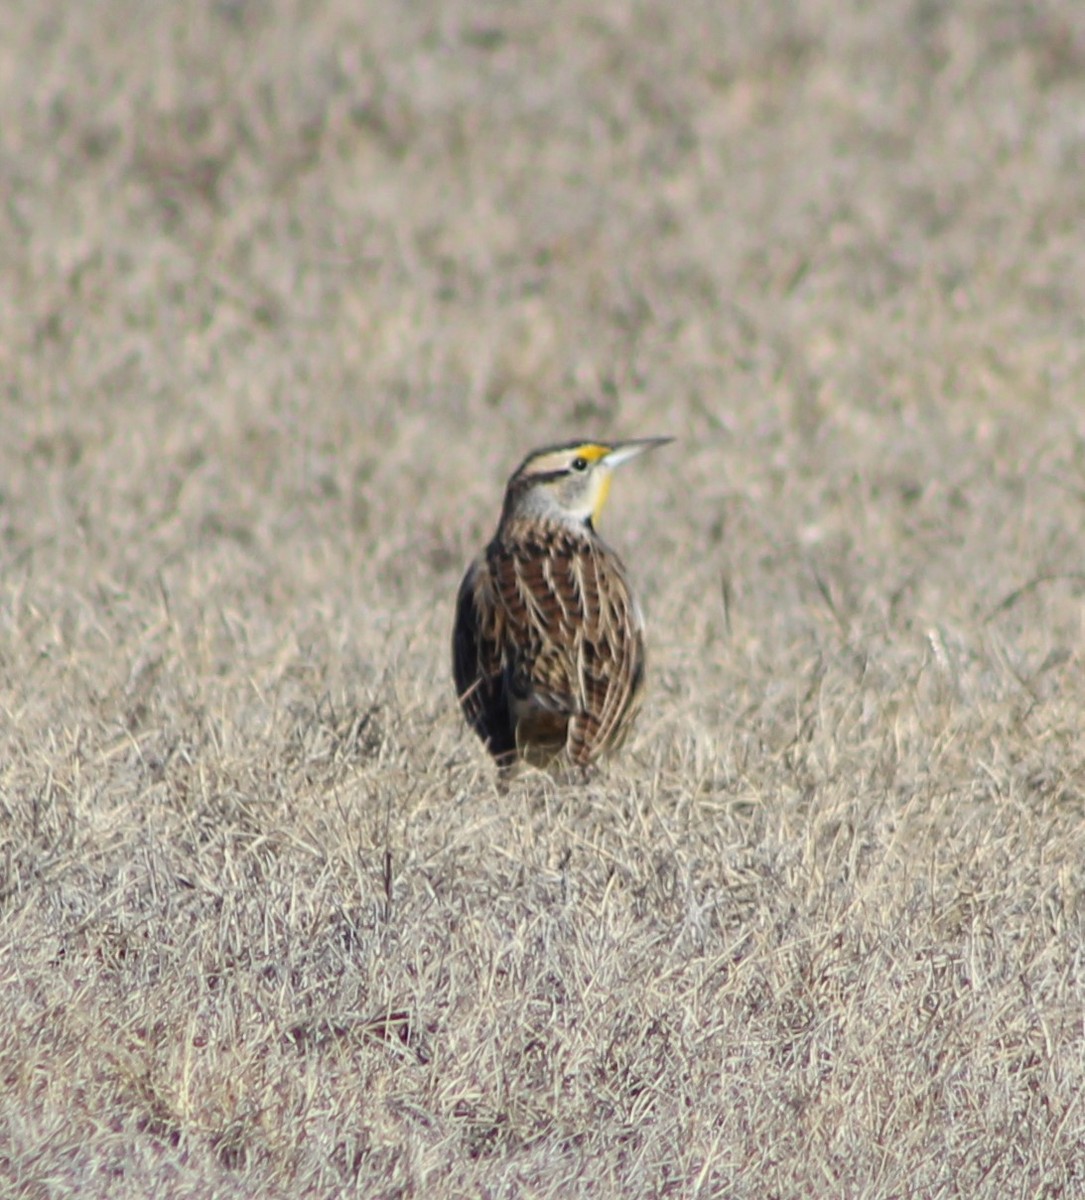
xmin=488 ymin=526 xmax=646 ymax=766
xmin=451 ymin=556 xmax=517 ymax=761
xmin=563 ymin=540 xmax=646 ymax=765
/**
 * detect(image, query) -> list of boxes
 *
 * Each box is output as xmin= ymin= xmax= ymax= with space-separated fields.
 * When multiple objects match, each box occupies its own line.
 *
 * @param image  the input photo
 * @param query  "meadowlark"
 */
xmin=452 ymin=437 xmax=671 ymax=770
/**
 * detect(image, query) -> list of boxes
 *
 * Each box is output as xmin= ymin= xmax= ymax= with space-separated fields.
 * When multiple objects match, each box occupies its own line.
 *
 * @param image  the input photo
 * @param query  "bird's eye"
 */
xmin=571 ymin=456 xmax=588 ymax=472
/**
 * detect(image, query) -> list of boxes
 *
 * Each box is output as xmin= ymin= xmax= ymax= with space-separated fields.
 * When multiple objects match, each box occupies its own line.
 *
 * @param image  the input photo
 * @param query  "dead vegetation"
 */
xmin=1 ymin=0 xmax=1084 ymax=1195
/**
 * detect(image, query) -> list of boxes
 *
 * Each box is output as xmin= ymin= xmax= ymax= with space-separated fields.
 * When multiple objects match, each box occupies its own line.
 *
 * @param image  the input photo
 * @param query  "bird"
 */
xmin=452 ymin=437 xmax=672 ymax=770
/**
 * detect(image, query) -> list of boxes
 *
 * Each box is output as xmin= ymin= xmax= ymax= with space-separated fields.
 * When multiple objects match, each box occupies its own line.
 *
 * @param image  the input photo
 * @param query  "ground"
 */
xmin=1 ymin=0 xmax=1084 ymax=1196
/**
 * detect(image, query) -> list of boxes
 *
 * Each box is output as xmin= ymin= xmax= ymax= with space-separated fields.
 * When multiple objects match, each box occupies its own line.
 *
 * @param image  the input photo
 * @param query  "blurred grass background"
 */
xmin=2 ymin=1 xmax=1084 ymax=1195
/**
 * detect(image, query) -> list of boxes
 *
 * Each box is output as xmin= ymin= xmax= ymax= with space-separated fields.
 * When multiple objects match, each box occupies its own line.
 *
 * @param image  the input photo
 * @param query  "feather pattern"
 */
xmin=452 ymin=436 xmax=669 ymax=770
xmin=453 ymin=518 xmax=646 ymax=767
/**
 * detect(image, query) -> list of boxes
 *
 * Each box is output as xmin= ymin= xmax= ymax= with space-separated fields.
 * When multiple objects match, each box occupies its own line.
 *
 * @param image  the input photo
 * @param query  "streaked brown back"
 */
xmin=453 ymin=519 xmax=646 ymax=767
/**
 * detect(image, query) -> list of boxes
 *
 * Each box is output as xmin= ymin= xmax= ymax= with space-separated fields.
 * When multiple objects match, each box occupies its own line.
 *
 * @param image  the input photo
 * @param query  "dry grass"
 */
xmin=3 ymin=0 xmax=1085 ymax=1195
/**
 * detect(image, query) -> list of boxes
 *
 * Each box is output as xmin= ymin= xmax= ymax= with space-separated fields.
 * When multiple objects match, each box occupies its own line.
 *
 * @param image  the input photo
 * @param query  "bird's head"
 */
xmin=501 ymin=437 xmax=672 ymax=530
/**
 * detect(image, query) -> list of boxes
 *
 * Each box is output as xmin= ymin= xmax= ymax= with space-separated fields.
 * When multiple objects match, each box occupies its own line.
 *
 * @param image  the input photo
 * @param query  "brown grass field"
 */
xmin=3 ymin=1 xmax=1085 ymax=1195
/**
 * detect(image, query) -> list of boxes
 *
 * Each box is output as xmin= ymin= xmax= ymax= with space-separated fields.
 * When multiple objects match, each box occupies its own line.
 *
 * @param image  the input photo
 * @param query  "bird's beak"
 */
xmin=601 ymin=437 xmax=674 ymax=469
